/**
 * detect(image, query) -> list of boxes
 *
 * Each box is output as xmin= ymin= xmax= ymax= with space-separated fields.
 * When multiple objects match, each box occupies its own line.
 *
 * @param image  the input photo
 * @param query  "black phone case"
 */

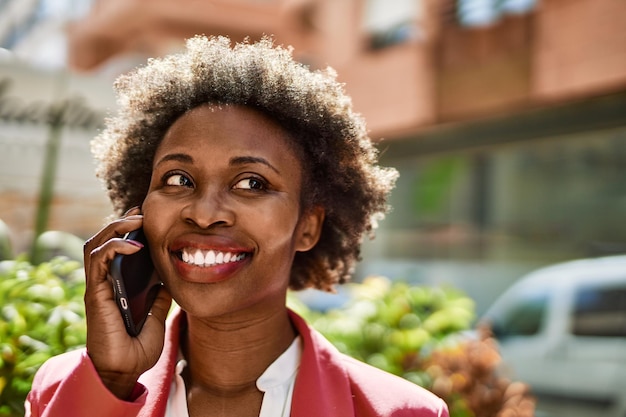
xmin=109 ymin=229 xmax=162 ymax=336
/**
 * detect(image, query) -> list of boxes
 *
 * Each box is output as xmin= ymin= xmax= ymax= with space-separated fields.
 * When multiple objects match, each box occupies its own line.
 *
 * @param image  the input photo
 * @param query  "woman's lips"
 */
xmin=171 ymin=250 xmax=251 ymax=283
xmin=169 ymin=237 xmax=253 ymax=283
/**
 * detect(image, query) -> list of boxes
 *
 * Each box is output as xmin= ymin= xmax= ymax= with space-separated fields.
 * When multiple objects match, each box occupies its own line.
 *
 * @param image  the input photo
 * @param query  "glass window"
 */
xmin=363 ymin=0 xmax=421 ymax=49
xmin=457 ymin=0 xmax=537 ymax=27
xmin=572 ymin=283 xmax=626 ymax=337
xmin=368 ymin=126 xmax=626 ymax=265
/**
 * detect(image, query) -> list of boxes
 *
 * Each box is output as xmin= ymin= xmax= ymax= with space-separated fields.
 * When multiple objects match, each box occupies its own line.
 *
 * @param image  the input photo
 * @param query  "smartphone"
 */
xmin=108 ymin=228 xmax=162 ymax=336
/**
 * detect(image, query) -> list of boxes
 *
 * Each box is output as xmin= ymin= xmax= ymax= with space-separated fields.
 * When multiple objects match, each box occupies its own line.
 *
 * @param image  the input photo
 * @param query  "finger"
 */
xmin=83 ymin=241 xmax=144 ymax=344
xmin=135 ymin=289 xmax=172 ymax=367
xmin=84 ymin=215 xmax=143 ymax=272
xmin=85 ymin=238 xmax=144 ymax=293
xmin=83 ymin=239 xmax=148 ymax=344
xmin=139 ymin=287 xmax=173 ymax=336
xmin=123 ymin=206 xmax=142 ymax=217
xmin=149 ymin=287 xmax=173 ymax=325
xmin=84 ymin=214 xmax=144 ymax=253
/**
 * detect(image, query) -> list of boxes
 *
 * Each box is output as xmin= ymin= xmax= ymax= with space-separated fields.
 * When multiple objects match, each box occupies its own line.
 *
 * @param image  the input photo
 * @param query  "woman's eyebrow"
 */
xmin=155 ymin=153 xmax=194 ymax=166
xmin=230 ymin=156 xmax=280 ymax=174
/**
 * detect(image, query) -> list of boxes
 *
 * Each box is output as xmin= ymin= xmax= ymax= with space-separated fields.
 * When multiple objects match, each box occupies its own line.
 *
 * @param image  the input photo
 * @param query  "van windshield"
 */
xmin=490 ymin=290 xmax=549 ymax=338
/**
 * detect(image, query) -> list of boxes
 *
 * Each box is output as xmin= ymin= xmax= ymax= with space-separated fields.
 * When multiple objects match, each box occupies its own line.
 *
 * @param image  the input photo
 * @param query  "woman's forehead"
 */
xmin=155 ymin=104 xmax=303 ymax=172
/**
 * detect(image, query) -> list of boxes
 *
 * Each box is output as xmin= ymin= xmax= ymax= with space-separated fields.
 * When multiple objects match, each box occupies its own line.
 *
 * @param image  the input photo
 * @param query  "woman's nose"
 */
xmin=180 ymin=188 xmax=235 ymax=229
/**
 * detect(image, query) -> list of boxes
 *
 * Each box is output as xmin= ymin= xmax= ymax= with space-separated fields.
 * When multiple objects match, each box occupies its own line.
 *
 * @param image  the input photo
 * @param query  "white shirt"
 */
xmin=165 ymin=336 xmax=301 ymax=417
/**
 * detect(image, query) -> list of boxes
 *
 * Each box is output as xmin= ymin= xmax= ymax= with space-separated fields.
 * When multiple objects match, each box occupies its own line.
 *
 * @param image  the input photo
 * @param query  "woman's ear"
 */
xmin=295 ymin=206 xmax=325 ymax=252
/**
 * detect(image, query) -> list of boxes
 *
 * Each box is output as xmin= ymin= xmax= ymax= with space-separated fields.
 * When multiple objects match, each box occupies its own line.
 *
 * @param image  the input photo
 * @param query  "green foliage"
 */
xmin=290 ymin=276 xmax=475 ymax=384
xmin=0 ymin=257 xmax=86 ymax=417
xmin=290 ymin=277 xmax=535 ymax=417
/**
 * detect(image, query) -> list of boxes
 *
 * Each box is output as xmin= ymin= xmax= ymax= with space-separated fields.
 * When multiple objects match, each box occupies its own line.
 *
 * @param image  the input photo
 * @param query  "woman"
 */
xmin=26 ymin=36 xmax=449 ymax=417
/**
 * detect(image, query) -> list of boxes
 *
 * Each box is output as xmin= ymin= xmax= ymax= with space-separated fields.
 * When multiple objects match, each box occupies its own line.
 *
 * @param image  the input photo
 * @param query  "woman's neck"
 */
xmin=181 ymin=306 xmax=296 ymax=396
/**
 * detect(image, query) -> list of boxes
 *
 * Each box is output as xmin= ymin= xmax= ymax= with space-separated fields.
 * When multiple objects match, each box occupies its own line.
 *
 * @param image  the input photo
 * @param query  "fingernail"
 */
xmin=127 ymin=240 xmax=144 ymax=248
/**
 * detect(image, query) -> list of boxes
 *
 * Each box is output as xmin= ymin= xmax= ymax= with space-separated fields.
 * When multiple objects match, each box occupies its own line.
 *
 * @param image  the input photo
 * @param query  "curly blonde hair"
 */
xmin=92 ymin=35 xmax=397 ymax=291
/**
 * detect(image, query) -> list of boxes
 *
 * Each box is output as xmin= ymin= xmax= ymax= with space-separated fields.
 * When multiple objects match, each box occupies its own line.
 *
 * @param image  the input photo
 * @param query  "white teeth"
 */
xmin=181 ymin=248 xmax=246 ymax=267
xmin=194 ymin=250 xmax=204 ymax=265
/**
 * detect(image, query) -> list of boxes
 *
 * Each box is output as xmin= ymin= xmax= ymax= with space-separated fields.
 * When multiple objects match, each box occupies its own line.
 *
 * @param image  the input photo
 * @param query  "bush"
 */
xmin=0 ymin=257 xmax=86 ymax=417
xmin=425 ymin=324 xmax=535 ymax=417
xmin=290 ymin=276 xmax=535 ymax=417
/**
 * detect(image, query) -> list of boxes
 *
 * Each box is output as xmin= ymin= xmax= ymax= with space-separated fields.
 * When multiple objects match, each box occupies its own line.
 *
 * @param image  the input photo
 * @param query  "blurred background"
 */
xmin=0 ymin=0 xmax=625 ymax=415
xmin=2 ymin=0 xmax=625 ymax=312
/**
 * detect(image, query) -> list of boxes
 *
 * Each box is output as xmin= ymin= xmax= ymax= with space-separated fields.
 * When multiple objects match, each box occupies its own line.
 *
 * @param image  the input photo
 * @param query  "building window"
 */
xmin=363 ymin=0 xmax=421 ymax=50
xmin=457 ymin=0 xmax=536 ymax=27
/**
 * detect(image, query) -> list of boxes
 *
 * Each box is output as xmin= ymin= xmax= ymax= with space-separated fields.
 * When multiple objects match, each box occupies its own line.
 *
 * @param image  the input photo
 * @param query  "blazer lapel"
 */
xmin=289 ymin=310 xmax=355 ymax=417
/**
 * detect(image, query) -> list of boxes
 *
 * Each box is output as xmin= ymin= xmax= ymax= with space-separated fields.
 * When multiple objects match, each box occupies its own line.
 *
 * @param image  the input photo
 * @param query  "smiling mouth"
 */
xmin=178 ymin=248 xmax=249 ymax=267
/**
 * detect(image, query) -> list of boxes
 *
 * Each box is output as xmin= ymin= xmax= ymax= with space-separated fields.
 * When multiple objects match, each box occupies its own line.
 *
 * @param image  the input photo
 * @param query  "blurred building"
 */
xmin=1 ymin=0 xmax=625 ymax=306
xmin=0 ymin=0 xmax=114 ymax=252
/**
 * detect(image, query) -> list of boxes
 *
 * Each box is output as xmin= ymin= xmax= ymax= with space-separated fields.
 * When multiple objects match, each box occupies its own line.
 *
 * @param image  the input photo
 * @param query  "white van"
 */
xmin=480 ymin=255 xmax=626 ymax=417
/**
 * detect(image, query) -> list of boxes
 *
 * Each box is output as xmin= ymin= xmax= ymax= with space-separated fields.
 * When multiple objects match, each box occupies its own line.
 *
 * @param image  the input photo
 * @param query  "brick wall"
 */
xmin=533 ymin=0 xmax=626 ymax=100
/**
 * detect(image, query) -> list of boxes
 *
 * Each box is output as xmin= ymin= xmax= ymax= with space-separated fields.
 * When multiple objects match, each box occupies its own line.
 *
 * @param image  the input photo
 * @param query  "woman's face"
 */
xmin=141 ymin=104 xmax=322 ymax=319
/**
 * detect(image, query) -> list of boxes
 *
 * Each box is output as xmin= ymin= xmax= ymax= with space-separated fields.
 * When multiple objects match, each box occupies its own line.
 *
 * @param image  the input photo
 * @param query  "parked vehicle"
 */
xmin=480 ymin=255 xmax=626 ymax=417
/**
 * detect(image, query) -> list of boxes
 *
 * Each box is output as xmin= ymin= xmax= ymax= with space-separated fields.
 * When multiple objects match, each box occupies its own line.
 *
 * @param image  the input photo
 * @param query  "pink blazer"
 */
xmin=27 ymin=309 xmax=448 ymax=417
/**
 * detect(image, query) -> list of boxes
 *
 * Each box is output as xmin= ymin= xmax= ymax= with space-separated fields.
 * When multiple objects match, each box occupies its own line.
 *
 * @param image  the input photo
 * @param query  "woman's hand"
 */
xmin=83 ymin=207 xmax=172 ymax=400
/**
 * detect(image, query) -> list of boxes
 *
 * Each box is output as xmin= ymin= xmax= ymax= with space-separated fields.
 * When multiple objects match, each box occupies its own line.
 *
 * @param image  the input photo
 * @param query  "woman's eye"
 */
xmin=165 ymin=173 xmax=192 ymax=187
xmin=233 ymin=177 xmax=266 ymax=191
